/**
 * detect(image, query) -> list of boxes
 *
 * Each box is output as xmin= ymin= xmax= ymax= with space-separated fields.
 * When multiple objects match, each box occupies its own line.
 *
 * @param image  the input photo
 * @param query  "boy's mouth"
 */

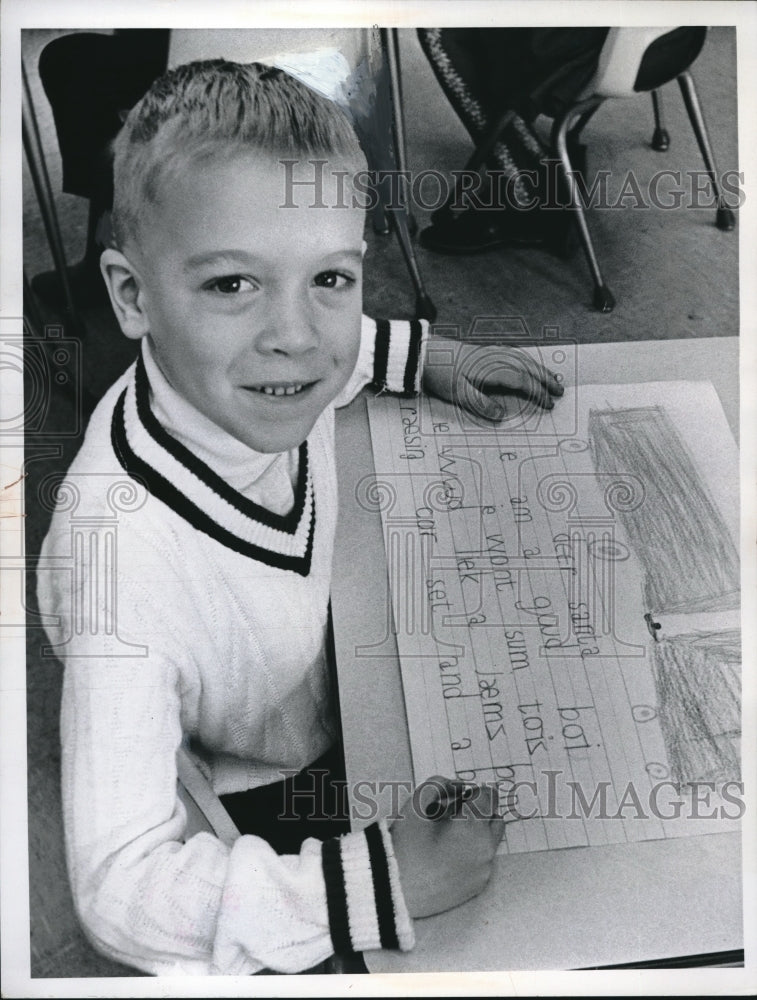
xmin=246 ymin=381 xmax=314 ymax=398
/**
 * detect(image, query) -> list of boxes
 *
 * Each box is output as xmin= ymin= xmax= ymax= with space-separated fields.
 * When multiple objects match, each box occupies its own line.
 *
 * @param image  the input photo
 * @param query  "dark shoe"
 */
xmin=420 ymin=204 xmax=578 ymax=257
xmin=420 ymin=207 xmax=546 ymax=255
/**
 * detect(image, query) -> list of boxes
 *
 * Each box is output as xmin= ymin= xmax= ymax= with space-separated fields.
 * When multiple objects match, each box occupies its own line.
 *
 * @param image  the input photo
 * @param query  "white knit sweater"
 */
xmin=37 ymin=315 xmax=425 ymax=975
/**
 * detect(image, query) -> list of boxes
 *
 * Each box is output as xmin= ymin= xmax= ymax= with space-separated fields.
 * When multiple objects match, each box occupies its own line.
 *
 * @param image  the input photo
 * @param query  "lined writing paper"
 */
xmin=366 ymin=371 xmax=741 ymax=853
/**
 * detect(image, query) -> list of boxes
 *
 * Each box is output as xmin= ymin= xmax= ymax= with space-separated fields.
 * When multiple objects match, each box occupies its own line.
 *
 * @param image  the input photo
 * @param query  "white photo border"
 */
xmin=2 ymin=1 xmax=755 ymax=996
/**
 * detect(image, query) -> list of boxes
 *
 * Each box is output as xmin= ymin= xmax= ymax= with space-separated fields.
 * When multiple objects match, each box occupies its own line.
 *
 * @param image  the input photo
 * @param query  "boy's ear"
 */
xmin=100 ymin=248 xmax=150 ymax=340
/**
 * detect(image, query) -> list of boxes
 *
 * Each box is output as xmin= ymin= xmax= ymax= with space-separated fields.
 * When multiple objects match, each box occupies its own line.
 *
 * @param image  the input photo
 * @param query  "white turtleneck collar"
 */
xmin=141 ymin=336 xmax=298 ymax=517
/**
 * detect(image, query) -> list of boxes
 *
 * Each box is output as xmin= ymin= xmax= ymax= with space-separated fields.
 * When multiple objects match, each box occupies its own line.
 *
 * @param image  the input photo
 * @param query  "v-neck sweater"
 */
xmin=37 ymin=315 xmax=424 ymax=975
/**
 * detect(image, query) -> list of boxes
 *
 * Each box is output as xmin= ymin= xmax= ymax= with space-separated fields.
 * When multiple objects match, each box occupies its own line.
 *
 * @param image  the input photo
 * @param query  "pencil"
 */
xmin=424 ymin=783 xmax=475 ymax=820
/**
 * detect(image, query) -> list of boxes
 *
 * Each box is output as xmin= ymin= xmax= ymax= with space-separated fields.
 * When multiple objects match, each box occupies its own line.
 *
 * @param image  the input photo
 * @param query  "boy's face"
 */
xmin=127 ymin=151 xmax=365 ymax=454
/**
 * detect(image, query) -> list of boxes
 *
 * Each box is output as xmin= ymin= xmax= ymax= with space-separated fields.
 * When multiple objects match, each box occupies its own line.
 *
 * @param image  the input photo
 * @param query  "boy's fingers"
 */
xmin=514 ymin=352 xmax=565 ymax=396
xmin=474 ymin=786 xmax=505 ymax=845
xmin=494 ymin=348 xmax=564 ymax=395
xmin=482 ymin=349 xmax=564 ymax=395
xmin=541 ymin=368 xmax=565 ymax=397
xmin=478 ymin=784 xmax=499 ymax=820
xmin=489 ymin=814 xmax=506 ymax=847
xmin=456 ymin=379 xmax=505 ymax=422
xmin=472 ymin=364 xmax=561 ymax=410
xmin=523 ymin=373 xmax=557 ymax=410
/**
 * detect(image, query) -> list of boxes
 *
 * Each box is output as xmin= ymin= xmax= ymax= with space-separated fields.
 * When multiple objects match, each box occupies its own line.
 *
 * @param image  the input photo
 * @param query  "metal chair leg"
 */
xmin=551 ymin=99 xmax=615 ymax=313
xmin=388 ymin=29 xmax=418 ymax=237
xmin=677 ymin=70 xmax=735 ymax=231
xmin=23 ymin=270 xmax=46 ymax=336
xmin=386 ymin=29 xmax=412 ymax=228
xmin=22 ymin=59 xmax=85 ymax=337
xmin=371 ymin=200 xmax=391 ymax=236
xmin=390 ymin=208 xmax=437 ymax=321
xmin=650 ymin=90 xmax=670 ymax=151
xmin=569 ymin=101 xmax=601 ymax=143
xmin=383 ymin=29 xmax=436 ymax=321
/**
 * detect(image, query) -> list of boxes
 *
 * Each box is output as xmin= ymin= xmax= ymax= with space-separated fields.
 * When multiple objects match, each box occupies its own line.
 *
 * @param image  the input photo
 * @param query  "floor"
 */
xmin=20 ymin=26 xmax=739 ymax=979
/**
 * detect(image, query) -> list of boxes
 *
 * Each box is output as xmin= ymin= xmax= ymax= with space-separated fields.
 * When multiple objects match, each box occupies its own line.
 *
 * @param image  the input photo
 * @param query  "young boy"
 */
xmin=37 ymin=59 xmax=563 ymax=976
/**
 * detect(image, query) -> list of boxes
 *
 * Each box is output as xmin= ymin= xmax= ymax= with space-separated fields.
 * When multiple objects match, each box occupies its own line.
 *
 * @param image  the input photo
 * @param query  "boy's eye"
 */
xmin=313 ymin=270 xmax=353 ymax=290
xmin=206 ymin=275 xmax=256 ymax=294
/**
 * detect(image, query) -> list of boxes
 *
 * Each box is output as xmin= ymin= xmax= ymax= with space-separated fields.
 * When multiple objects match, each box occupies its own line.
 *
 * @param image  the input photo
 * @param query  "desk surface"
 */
xmin=332 ymin=337 xmax=742 ymax=972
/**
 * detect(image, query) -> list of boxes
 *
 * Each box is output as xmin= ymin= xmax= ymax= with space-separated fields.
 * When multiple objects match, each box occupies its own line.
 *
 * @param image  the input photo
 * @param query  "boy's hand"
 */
xmin=390 ymin=777 xmax=504 ymax=919
xmin=422 ymin=337 xmax=564 ymax=421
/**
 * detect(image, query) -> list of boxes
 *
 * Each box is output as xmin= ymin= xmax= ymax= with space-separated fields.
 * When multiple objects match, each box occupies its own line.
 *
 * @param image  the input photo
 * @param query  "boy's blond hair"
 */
xmin=111 ymin=58 xmax=366 ymax=250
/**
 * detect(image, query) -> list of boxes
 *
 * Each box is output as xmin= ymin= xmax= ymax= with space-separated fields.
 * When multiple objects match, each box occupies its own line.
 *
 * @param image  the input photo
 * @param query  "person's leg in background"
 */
xmin=416 ymin=27 xmax=608 ymax=255
xmin=416 ymin=28 xmax=548 ymax=251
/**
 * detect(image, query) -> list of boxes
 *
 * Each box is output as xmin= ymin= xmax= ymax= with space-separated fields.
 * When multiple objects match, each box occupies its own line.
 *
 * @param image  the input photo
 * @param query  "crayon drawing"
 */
xmin=653 ymin=630 xmax=741 ymax=786
xmin=587 ymin=405 xmax=739 ymax=615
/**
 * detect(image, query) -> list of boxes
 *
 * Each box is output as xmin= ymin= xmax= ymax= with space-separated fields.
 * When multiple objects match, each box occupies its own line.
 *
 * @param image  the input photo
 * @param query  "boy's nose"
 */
xmin=257 ymin=291 xmax=320 ymax=356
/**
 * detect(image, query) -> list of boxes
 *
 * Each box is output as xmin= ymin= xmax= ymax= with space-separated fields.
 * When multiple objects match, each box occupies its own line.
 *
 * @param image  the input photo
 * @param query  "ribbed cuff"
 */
xmin=321 ymin=820 xmax=415 ymax=955
xmin=371 ymin=318 xmax=427 ymax=397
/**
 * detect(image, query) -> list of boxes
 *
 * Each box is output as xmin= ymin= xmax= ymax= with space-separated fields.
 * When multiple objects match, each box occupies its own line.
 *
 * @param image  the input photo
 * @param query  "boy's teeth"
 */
xmin=259 ymin=384 xmax=304 ymax=396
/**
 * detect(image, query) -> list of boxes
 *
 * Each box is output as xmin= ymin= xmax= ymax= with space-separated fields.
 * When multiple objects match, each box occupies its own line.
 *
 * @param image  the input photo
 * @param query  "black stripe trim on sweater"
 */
xmin=365 ymin=823 xmax=400 ymax=950
xmin=134 ymin=352 xmax=309 ymax=536
xmin=402 ymin=319 xmax=423 ymax=397
xmin=321 ymin=838 xmax=352 ymax=954
xmin=111 ymin=390 xmax=315 ymax=576
xmin=372 ymin=318 xmax=391 ymax=389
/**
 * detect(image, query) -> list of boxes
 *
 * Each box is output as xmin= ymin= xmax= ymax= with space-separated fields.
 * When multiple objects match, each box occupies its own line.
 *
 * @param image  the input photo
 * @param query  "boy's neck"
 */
xmin=140 ymin=338 xmax=298 ymax=510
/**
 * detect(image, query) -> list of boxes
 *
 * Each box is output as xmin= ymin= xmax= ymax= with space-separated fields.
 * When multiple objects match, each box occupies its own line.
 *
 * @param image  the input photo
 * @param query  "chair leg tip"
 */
xmin=592 ymin=284 xmax=615 ymax=313
xmin=716 ymin=206 xmax=736 ymax=232
xmin=372 ymin=208 xmax=391 ymax=236
xmin=651 ymin=128 xmax=670 ymax=152
xmin=415 ymin=293 xmax=437 ymax=322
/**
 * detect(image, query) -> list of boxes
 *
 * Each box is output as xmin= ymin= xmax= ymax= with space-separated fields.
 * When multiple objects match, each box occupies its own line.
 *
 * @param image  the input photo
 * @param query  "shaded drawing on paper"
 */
xmin=653 ymin=630 xmax=741 ymax=786
xmin=588 ymin=405 xmax=739 ymax=615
